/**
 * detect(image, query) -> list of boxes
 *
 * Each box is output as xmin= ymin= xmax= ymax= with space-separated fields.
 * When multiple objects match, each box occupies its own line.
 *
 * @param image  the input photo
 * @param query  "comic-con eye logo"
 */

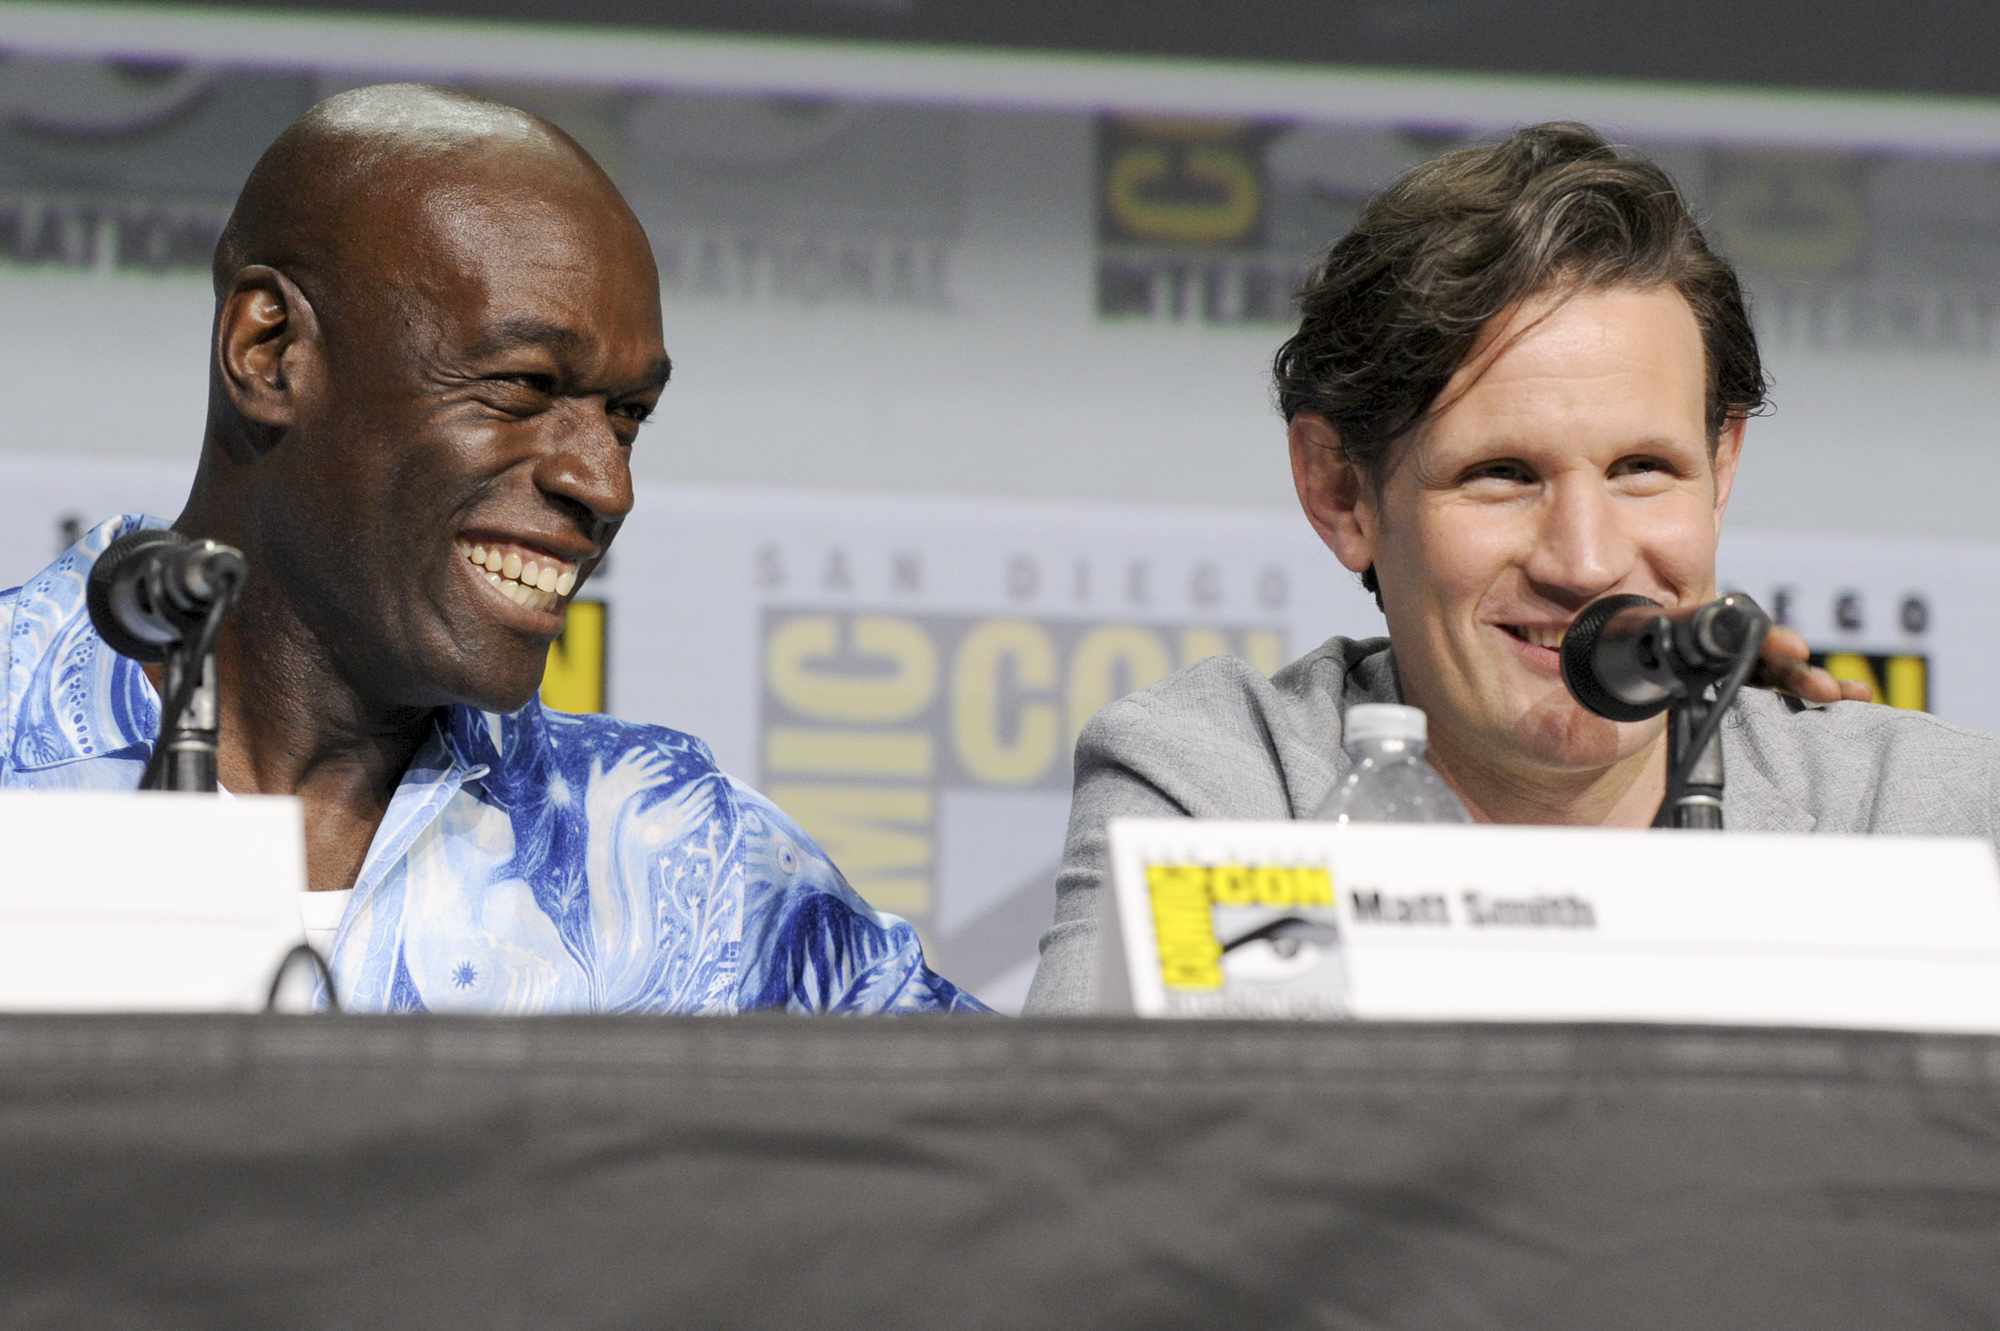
xmin=1098 ymin=118 xmax=1270 ymax=250
xmin=1095 ymin=117 xmax=1298 ymax=325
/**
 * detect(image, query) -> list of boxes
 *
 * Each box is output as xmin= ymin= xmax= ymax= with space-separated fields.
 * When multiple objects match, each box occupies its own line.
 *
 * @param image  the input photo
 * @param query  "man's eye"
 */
xmin=500 ymin=373 xmax=557 ymax=395
xmin=1465 ymin=461 xmax=1532 ymax=485
xmin=614 ymin=401 xmax=654 ymax=424
xmin=1612 ymin=456 xmax=1674 ymax=481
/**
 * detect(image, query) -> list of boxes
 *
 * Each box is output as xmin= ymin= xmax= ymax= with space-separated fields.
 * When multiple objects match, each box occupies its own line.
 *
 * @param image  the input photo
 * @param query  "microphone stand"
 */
xmin=1661 ymin=689 xmax=1725 ymax=830
xmin=1651 ymin=611 xmax=1765 ymax=832
xmin=153 ymin=647 xmax=221 ymax=793
xmin=135 ymin=550 xmax=244 ymax=795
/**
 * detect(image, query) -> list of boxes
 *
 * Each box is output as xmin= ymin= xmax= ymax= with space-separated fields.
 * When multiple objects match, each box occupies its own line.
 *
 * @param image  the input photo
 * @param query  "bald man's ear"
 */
xmin=1288 ymin=413 xmax=1377 ymax=575
xmin=215 ymin=265 xmax=319 ymax=443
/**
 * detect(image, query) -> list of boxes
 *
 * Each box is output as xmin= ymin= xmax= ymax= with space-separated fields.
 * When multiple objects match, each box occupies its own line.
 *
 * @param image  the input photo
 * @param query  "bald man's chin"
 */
xmin=402 ymin=633 xmax=553 ymax=716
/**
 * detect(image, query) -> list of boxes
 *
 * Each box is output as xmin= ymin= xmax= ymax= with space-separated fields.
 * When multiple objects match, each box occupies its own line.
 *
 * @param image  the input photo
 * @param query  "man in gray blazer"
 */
xmin=1026 ymin=122 xmax=2000 ymax=1014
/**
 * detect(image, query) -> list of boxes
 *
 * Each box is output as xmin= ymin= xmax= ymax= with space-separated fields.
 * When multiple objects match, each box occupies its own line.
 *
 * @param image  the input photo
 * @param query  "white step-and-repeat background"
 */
xmin=1 ymin=26 xmax=1996 ymax=1007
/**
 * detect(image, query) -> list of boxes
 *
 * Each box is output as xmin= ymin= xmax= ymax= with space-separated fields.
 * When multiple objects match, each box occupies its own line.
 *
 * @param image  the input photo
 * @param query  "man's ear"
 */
xmin=1710 ymin=413 xmax=1747 ymax=530
xmin=214 ymin=265 xmax=319 ymax=437
xmin=1289 ymin=412 xmax=1377 ymax=575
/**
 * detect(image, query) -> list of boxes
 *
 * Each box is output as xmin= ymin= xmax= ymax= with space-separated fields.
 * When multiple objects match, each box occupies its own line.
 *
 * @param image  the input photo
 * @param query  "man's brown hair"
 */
xmin=1273 ymin=122 xmax=1768 ymax=599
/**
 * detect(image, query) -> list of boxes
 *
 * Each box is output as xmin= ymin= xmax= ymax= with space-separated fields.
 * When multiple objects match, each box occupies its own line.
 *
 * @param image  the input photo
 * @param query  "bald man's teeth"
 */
xmin=456 ymin=540 xmax=574 ymax=614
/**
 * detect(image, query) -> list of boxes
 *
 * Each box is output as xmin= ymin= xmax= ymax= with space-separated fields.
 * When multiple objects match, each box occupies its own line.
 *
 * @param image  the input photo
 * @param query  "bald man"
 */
xmin=0 ymin=85 xmax=985 ymax=1014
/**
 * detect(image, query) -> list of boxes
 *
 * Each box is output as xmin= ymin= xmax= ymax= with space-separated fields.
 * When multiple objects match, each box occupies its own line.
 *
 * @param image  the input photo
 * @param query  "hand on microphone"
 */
xmin=1754 ymin=624 xmax=1874 ymax=705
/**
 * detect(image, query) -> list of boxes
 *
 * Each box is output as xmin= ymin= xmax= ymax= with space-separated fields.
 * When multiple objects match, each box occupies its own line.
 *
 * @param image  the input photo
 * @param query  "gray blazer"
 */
xmin=1024 ymin=635 xmax=2000 ymax=1014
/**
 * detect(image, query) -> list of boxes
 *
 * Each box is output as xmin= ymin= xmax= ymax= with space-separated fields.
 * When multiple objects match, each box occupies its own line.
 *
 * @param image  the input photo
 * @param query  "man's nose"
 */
xmin=534 ymin=401 xmax=636 ymax=535
xmin=1522 ymin=479 xmax=1634 ymax=602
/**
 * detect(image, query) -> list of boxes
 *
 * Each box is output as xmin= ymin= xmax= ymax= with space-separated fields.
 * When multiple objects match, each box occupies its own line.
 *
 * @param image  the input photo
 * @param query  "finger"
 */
xmin=1763 ymin=658 xmax=1843 ymax=703
xmin=1838 ymin=677 xmax=1873 ymax=703
xmin=1760 ymin=625 xmax=1811 ymax=666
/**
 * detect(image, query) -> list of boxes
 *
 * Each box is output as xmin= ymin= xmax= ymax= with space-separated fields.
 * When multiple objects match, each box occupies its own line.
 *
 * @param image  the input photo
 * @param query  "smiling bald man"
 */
xmin=0 ymin=85 xmax=984 ymax=1014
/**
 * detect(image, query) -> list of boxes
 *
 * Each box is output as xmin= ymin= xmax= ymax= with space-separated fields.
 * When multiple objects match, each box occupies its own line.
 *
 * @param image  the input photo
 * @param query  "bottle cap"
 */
xmin=1344 ymin=703 xmax=1426 ymax=745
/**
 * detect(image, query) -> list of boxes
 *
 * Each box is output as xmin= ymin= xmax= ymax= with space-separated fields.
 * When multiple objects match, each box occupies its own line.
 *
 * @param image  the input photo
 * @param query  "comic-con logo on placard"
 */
xmin=1145 ymin=863 xmax=1336 ymax=991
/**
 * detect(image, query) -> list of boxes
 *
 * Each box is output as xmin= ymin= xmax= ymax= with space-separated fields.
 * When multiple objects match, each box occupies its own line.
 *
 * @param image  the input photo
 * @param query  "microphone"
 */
xmin=85 ymin=529 xmax=248 ymax=663
xmin=1561 ymin=593 xmax=1771 ymax=723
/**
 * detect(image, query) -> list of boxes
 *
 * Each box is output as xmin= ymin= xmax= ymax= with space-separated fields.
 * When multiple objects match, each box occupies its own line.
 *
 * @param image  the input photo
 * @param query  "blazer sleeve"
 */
xmin=1023 ymin=696 xmax=1189 ymax=1014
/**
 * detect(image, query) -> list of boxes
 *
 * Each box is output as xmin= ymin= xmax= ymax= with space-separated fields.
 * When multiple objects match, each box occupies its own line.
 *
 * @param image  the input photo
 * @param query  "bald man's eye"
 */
xmin=614 ymin=401 xmax=655 ymax=425
xmin=476 ymin=373 xmax=557 ymax=417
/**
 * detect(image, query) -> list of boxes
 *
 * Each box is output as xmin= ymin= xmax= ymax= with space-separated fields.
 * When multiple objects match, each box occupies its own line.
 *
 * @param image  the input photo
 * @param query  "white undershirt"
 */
xmin=216 ymin=784 xmax=353 ymax=955
xmin=298 ymin=887 xmax=354 ymax=957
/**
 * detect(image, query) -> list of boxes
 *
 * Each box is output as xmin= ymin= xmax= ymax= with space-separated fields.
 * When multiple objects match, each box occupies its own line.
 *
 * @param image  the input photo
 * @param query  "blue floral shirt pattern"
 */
xmin=2 ymin=516 xmax=987 ymax=1015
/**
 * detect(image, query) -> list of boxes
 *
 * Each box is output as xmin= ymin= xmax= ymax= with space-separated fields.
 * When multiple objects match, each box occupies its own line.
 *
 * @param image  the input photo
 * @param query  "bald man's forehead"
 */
xmin=323 ymin=152 xmax=660 ymax=381
xmin=328 ymin=136 xmax=651 ymax=296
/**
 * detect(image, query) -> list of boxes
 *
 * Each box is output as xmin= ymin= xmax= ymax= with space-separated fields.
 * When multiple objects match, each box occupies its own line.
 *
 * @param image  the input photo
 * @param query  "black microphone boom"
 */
xmin=86 ymin=529 xmax=248 ymax=663
xmin=1561 ymin=593 xmax=1772 ymax=723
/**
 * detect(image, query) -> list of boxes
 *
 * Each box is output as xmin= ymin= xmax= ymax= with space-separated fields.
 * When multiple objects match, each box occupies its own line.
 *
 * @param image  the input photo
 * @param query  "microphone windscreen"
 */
xmin=86 ymin=528 xmax=183 ymax=663
xmin=1560 ymin=592 xmax=1662 ymax=722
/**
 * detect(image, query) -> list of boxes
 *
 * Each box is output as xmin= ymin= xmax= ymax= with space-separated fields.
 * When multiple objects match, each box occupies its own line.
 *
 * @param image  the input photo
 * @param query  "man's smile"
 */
xmin=1497 ymin=621 xmax=1568 ymax=674
xmin=455 ymin=538 xmax=580 ymax=616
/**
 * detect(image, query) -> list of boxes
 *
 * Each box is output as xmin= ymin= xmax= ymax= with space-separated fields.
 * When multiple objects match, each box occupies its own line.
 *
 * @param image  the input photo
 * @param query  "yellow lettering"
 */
xmin=1209 ymin=863 xmax=1254 ymax=906
xmin=765 ymin=728 xmax=931 ymax=777
xmin=1147 ymin=864 xmax=1221 ymax=990
xmin=1822 ymin=652 xmax=1883 ymax=704
xmin=1885 ymin=655 xmax=1928 ymax=711
xmin=1291 ymin=867 xmax=1334 ymax=907
xmin=541 ymin=599 xmax=607 ymax=713
xmin=1178 ymin=628 xmax=1229 ymax=666
xmin=766 ymin=614 xmax=937 ymax=722
xmin=1179 ymin=628 xmax=1288 ymax=677
xmin=1251 ymin=866 xmax=1295 ymax=907
xmin=952 ymin=620 xmax=1060 ymax=784
xmin=1068 ymin=626 xmax=1173 ymax=740
xmin=1243 ymin=630 xmax=1286 ymax=676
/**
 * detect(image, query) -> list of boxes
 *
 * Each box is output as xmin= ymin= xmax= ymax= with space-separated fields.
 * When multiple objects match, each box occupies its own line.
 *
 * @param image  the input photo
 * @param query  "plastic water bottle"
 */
xmin=1313 ymin=704 xmax=1471 ymax=824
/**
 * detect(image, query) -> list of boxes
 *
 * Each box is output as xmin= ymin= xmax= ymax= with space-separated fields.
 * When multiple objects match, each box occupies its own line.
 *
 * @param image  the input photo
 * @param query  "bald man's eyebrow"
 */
xmin=464 ymin=315 xmax=586 ymax=362
xmin=463 ymin=315 xmax=671 ymax=389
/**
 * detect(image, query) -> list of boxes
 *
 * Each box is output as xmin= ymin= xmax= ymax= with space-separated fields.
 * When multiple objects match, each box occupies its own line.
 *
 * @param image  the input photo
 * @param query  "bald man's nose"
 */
xmin=535 ymin=408 xmax=635 ymax=529
xmin=1523 ymin=480 xmax=1634 ymax=602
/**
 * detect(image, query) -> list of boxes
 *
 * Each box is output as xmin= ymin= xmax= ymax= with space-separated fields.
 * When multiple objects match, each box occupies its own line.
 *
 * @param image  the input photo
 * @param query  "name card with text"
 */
xmin=1102 ymin=818 xmax=2000 ymax=1032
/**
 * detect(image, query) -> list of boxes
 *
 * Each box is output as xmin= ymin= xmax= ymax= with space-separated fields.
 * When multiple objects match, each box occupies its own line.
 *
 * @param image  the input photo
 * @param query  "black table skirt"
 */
xmin=2 ymin=1014 xmax=1996 ymax=1329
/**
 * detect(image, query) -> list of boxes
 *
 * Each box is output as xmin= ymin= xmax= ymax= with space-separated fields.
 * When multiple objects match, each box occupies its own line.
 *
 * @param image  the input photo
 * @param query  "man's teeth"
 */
xmin=454 ymin=540 xmax=578 ymax=612
xmin=1509 ymin=625 xmax=1566 ymax=650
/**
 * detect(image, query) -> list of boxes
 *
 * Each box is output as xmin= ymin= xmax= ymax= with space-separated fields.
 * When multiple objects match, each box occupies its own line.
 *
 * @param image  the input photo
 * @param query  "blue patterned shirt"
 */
xmin=2 ymin=516 xmax=986 ymax=1015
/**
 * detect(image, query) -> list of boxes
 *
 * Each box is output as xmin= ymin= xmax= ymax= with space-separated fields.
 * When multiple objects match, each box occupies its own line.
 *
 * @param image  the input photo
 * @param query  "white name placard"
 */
xmin=1102 ymin=818 xmax=2000 ymax=1032
xmin=0 ymin=791 xmax=307 ymax=1011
